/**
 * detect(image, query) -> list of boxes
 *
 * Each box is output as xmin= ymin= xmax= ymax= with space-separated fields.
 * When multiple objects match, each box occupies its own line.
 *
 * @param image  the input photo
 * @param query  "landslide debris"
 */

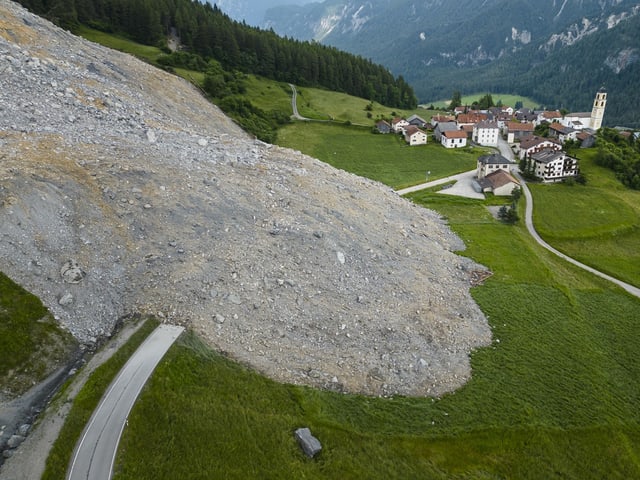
xmin=0 ymin=0 xmax=491 ymax=397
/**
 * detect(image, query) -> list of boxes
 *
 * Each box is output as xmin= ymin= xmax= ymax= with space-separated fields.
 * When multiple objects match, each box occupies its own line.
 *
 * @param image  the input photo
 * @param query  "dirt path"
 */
xmin=0 ymin=319 xmax=149 ymax=480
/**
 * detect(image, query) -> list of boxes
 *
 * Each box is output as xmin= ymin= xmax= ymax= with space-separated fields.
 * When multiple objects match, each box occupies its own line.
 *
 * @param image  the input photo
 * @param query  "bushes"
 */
xmin=594 ymin=128 xmax=640 ymax=189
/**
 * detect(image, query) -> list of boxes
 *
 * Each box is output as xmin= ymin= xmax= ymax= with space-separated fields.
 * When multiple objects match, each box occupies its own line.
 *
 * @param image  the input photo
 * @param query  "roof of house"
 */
xmin=432 ymin=115 xmax=455 ymax=123
xmin=478 ymin=153 xmax=513 ymax=165
xmin=407 ymin=114 xmax=427 ymax=124
xmin=540 ymin=110 xmax=562 ymax=120
xmin=457 ymin=113 xmax=488 ymax=124
xmin=549 ymin=123 xmax=576 ymax=134
xmin=475 ymin=120 xmax=499 ymax=129
xmin=376 ymin=119 xmax=391 ymax=127
xmin=531 ymin=148 xmax=565 ymax=163
xmin=392 ymin=117 xmax=408 ymax=125
xmin=507 ymin=122 xmax=535 ymax=132
xmin=576 ymin=131 xmax=594 ymax=141
xmin=435 ymin=121 xmax=459 ymax=132
xmin=443 ymin=129 xmax=467 ymax=139
xmin=519 ymin=135 xmax=561 ymax=150
xmin=481 ymin=169 xmax=520 ymax=189
xmin=568 ymin=112 xmax=591 ymax=118
xmin=405 ymin=125 xmax=425 ymax=136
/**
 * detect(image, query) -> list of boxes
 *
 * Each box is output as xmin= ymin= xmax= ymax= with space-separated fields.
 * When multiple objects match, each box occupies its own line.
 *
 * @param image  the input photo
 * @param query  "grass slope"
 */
xmin=528 ymin=149 xmax=640 ymax=288
xmin=277 ymin=122 xmax=485 ymax=189
xmin=0 ymin=272 xmax=76 ymax=397
xmin=427 ymin=93 xmax=540 ymax=110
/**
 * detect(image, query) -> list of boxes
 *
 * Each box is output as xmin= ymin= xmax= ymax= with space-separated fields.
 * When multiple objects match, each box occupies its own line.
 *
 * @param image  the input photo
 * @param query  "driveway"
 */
xmin=396 ymin=169 xmax=484 ymax=199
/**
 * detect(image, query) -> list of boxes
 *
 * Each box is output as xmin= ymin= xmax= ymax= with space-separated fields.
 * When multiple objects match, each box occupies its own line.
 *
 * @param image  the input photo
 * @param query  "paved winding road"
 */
xmin=67 ymin=324 xmax=184 ymax=480
xmin=513 ymin=170 xmax=640 ymax=298
xmin=289 ymin=84 xmax=308 ymax=120
xmin=501 ymin=138 xmax=640 ymax=299
xmin=396 ymin=138 xmax=640 ymax=299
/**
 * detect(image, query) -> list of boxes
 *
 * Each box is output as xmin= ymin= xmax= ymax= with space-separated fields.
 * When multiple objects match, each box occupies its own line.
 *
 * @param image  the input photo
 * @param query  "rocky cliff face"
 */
xmin=0 ymin=0 xmax=491 ymax=397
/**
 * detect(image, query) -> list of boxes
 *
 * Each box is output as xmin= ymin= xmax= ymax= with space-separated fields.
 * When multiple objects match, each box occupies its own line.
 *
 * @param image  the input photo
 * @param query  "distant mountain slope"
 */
xmin=265 ymin=0 xmax=640 ymax=126
xmin=212 ymin=0 xmax=316 ymax=26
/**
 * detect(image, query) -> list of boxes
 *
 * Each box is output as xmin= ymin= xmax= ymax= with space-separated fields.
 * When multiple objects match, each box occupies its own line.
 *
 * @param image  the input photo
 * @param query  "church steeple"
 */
xmin=590 ymin=86 xmax=607 ymax=130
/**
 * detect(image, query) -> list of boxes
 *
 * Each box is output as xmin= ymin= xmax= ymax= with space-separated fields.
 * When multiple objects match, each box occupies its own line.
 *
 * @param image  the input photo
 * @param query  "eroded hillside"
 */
xmin=0 ymin=0 xmax=490 ymax=397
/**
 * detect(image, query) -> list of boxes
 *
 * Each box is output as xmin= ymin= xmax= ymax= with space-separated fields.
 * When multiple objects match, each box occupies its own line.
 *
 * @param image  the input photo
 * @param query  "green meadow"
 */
xmin=291 ymin=86 xmax=427 ymax=124
xmin=277 ymin=122 xmax=485 ymax=189
xmin=0 ymin=272 xmax=76 ymax=397
xmin=427 ymin=92 xmax=540 ymax=110
xmin=529 ymin=149 xmax=640 ymax=288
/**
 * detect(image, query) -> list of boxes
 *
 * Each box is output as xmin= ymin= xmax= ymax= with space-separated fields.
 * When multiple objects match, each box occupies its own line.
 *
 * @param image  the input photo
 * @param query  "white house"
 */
xmin=473 ymin=120 xmax=499 ymax=147
xmin=549 ymin=123 xmax=578 ymax=143
xmin=441 ymin=129 xmax=467 ymax=148
xmin=477 ymin=153 xmax=514 ymax=179
xmin=404 ymin=125 xmax=428 ymax=146
xmin=391 ymin=117 xmax=409 ymax=133
xmin=537 ymin=110 xmax=562 ymax=124
xmin=518 ymin=135 xmax=562 ymax=160
xmin=434 ymin=121 xmax=459 ymax=141
xmin=529 ymin=148 xmax=579 ymax=182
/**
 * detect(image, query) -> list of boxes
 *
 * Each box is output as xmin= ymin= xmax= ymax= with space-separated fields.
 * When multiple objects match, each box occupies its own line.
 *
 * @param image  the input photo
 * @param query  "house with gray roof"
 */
xmin=477 ymin=153 xmax=514 ymax=179
xmin=434 ymin=121 xmax=459 ymax=141
xmin=530 ymin=148 xmax=579 ymax=182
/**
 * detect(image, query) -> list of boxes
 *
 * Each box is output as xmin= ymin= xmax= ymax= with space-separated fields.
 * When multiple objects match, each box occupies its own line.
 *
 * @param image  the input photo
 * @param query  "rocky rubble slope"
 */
xmin=0 ymin=0 xmax=491 ymax=397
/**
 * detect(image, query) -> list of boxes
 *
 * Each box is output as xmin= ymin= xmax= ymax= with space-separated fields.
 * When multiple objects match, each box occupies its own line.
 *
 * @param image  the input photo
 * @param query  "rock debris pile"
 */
xmin=0 ymin=0 xmax=491 ymax=397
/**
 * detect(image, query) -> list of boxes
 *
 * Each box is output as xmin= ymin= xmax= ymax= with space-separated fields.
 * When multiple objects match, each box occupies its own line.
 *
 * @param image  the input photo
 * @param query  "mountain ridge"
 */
xmin=264 ymin=0 xmax=640 ymax=125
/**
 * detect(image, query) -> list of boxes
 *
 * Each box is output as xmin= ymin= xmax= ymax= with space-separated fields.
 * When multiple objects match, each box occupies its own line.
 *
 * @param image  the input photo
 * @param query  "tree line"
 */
xmin=16 ymin=0 xmax=417 ymax=110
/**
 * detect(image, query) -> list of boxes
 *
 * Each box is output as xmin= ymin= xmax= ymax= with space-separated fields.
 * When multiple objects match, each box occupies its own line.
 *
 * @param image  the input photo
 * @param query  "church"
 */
xmin=560 ymin=87 xmax=607 ymax=131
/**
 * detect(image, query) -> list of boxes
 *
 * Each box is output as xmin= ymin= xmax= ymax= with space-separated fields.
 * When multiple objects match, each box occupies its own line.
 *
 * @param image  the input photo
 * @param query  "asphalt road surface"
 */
xmin=67 ymin=324 xmax=184 ymax=480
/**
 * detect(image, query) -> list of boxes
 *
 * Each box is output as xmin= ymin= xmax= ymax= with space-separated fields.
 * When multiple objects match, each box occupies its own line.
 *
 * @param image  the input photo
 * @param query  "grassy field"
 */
xmin=292 ymin=86 xmax=429 ymax=124
xmin=76 ymin=26 xmax=165 ymax=63
xmin=0 ymin=272 xmax=76 ymax=397
xmin=427 ymin=92 xmax=540 ymax=110
xmin=277 ymin=122 xmax=484 ymax=189
xmin=528 ymin=149 xmax=640 ymax=288
xmin=110 ymin=190 xmax=640 ymax=478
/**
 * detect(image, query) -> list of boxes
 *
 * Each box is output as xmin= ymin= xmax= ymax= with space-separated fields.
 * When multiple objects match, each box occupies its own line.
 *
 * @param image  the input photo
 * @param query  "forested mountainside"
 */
xmin=15 ymin=0 xmax=417 ymax=110
xmin=265 ymin=0 xmax=640 ymax=126
xmin=211 ymin=0 xmax=315 ymax=27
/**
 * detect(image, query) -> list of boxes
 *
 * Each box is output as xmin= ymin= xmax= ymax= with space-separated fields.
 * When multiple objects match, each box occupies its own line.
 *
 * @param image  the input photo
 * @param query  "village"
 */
xmin=375 ymin=88 xmax=609 ymax=196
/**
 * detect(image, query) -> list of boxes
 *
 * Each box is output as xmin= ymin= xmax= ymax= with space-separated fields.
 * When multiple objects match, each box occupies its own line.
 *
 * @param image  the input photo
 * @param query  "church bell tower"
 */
xmin=590 ymin=87 xmax=607 ymax=130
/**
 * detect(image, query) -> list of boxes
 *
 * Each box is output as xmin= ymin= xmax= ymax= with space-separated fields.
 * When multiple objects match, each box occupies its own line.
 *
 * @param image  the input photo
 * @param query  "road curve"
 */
xmin=289 ymin=83 xmax=308 ymax=120
xmin=501 ymin=137 xmax=640 ymax=299
xmin=67 ymin=324 xmax=184 ymax=480
xmin=514 ymin=171 xmax=640 ymax=298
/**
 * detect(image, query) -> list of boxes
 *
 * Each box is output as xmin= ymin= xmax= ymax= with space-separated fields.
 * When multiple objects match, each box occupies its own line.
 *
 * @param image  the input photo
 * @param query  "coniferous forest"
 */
xmin=16 ymin=0 xmax=417 ymax=111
